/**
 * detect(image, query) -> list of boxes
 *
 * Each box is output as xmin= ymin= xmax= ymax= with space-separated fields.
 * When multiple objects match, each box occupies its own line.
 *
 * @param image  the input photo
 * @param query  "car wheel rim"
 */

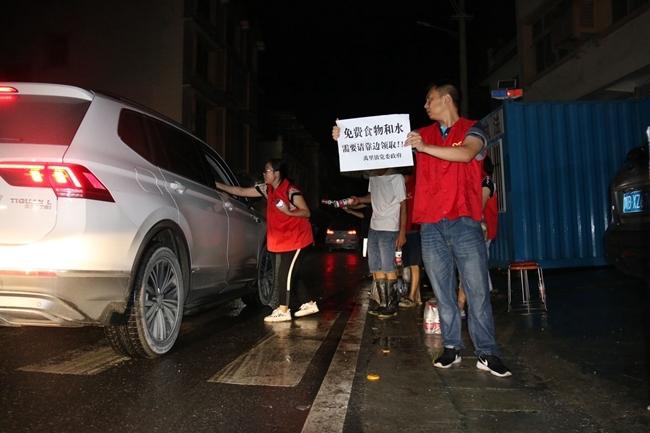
xmin=258 ymin=251 xmax=274 ymax=305
xmin=143 ymin=256 xmax=180 ymax=343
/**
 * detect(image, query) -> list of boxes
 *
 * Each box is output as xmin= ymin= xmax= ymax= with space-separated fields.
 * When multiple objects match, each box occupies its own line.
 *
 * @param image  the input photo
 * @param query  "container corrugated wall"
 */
xmin=489 ymin=99 xmax=650 ymax=269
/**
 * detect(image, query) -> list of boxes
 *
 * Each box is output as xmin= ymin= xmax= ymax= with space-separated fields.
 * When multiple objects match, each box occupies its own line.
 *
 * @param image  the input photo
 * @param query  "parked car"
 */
xmin=0 ymin=82 xmax=274 ymax=358
xmin=325 ymin=219 xmax=360 ymax=251
xmin=604 ymin=129 xmax=650 ymax=281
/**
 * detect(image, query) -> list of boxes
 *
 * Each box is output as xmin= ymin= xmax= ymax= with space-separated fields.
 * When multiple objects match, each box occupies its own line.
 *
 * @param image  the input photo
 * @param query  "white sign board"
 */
xmin=336 ymin=114 xmax=413 ymax=172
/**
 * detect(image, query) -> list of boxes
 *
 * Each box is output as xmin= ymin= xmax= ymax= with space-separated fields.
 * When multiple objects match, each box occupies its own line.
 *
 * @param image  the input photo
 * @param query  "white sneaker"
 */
xmin=264 ymin=308 xmax=292 ymax=322
xmin=294 ymin=301 xmax=319 ymax=318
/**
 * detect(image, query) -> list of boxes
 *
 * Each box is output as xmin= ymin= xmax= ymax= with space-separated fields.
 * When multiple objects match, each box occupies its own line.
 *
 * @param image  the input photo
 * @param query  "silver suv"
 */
xmin=0 ymin=82 xmax=273 ymax=358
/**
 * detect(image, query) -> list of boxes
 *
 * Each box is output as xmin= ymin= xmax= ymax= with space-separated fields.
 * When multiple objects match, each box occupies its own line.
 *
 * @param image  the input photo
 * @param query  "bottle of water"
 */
xmin=394 ymin=249 xmax=402 ymax=267
xmin=423 ymin=300 xmax=441 ymax=335
xmin=321 ymin=198 xmax=353 ymax=208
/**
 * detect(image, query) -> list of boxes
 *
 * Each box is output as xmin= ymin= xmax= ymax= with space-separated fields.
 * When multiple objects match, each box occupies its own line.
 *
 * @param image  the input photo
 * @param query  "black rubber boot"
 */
xmin=368 ymin=280 xmax=385 ymax=316
xmin=368 ymin=278 xmax=388 ymax=316
xmin=378 ymin=279 xmax=398 ymax=319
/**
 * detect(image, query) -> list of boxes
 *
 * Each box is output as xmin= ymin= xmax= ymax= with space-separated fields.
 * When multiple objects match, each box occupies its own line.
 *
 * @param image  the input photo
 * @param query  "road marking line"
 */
xmin=17 ymin=343 xmax=129 ymax=375
xmin=209 ymin=313 xmax=340 ymax=387
xmin=301 ymin=288 xmax=368 ymax=433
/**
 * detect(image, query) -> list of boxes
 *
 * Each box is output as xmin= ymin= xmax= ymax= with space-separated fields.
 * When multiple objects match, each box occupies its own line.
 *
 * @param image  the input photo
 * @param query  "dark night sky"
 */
xmin=251 ymin=0 xmax=517 ymax=145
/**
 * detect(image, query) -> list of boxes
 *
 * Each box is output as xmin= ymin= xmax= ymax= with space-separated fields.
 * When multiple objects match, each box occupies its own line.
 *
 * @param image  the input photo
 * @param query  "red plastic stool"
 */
xmin=507 ymin=261 xmax=547 ymax=312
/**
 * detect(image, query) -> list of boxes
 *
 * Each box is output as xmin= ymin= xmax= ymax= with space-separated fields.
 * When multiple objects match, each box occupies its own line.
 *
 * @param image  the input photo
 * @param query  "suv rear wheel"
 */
xmin=105 ymin=244 xmax=184 ymax=358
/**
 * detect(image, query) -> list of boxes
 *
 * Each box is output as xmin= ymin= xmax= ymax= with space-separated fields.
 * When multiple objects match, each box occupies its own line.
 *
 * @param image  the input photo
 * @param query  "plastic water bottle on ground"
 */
xmin=423 ymin=300 xmax=441 ymax=335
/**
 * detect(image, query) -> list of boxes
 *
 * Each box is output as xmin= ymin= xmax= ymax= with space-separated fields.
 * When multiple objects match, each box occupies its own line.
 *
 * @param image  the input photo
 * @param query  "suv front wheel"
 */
xmin=106 ymin=244 xmax=184 ymax=358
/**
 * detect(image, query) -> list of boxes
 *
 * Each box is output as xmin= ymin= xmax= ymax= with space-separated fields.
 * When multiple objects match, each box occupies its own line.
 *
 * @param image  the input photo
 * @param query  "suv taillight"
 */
xmin=0 ymin=86 xmax=17 ymax=103
xmin=0 ymin=162 xmax=114 ymax=202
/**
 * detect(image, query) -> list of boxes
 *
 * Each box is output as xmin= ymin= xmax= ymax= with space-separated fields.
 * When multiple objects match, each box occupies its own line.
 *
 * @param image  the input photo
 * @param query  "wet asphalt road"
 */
xmin=1 ymin=247 xmax=649 ymax=433
xmin=0 ymin=248 xmax=365 ymax=433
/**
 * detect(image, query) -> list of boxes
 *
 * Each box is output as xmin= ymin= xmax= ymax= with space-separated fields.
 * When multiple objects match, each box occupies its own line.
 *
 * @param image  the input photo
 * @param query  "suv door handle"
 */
xmin=169 ymin=181 xmax=186 ymax=194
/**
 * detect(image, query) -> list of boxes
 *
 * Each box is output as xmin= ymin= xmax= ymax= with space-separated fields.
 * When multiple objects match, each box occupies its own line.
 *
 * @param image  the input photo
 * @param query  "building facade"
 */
xmin=484 ymin=0 xmax=650 ymax=100
xmin=0 ymin=0 xmax=262 ymax=175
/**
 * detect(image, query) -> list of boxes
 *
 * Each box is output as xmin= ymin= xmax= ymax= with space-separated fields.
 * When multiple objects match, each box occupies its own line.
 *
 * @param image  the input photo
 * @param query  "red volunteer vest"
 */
xmin=265 ymin=179 xmax=314 ymax=252
xmin=404 ymin=173 xmax=419 ymax=232
xmin=412 ymin=118 xmax=484 ymax=224
xmin=483 ymin=193 xmax=498 ymax=240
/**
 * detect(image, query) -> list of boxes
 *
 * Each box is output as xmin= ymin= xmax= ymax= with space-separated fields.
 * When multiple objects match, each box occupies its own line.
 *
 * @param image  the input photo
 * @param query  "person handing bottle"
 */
xmin=215 ymin=159 xmax=319 ymax=323
xmin=332 ymin=124 xmax=407 ymax=318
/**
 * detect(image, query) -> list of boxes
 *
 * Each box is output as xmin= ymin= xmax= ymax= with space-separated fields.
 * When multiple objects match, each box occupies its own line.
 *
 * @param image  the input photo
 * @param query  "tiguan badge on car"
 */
xmin=0 ymin=83 xmax=274 ymax=357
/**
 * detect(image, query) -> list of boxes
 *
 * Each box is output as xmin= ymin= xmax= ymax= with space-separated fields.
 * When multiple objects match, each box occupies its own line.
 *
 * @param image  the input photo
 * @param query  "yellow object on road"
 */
xmin=366 ymin=373 xmax=380 ymax=381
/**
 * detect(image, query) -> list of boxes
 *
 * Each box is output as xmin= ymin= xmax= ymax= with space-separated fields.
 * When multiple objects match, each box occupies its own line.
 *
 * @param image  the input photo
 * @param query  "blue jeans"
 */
xmin=367 ymin=229 xmax=398 ymax=273
xmin=420 ymin=218 xmax=500 ymax=356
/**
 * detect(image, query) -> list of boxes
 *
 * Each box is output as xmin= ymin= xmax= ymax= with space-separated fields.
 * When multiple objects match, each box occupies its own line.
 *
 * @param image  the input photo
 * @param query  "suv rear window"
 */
xmin=0 ymin=95 xmax=90 ymax=145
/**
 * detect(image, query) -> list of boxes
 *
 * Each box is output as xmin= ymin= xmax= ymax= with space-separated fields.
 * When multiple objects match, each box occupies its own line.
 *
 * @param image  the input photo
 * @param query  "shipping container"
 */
xmin=480 ymin=99 xmax=650 ymax=269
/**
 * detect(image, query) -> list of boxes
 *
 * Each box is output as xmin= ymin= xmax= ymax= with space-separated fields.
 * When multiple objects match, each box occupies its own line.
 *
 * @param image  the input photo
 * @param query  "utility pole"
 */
xmin=417 ymin=0 xmax=471 ymax=114
xmin=454 ymin=0 xmax=469 ymax=116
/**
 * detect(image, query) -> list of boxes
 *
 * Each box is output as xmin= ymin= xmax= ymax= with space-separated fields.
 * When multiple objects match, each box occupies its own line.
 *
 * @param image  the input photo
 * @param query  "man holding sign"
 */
xmin=405 ymin=83 xmax=511 ymax=377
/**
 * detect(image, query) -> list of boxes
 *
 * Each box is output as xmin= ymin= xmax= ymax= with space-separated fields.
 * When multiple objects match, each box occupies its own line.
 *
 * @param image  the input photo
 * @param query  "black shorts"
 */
xmin=402 ymin=231 xmax=422 ymax=267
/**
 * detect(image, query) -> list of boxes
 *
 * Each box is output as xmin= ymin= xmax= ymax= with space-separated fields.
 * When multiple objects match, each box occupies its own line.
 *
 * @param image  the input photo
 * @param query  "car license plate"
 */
xmin=622 ymin=190 xmax=644 ymax=213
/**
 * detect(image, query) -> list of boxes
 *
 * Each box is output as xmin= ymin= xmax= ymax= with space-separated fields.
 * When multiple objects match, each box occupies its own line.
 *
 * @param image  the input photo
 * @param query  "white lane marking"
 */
xmin=17 ymin=343 xmax=129 ymax=375
xmin=301 ymin=288 xmax=368 ymax=433
xmin=209 ymin=313 xmax=340 ymax=387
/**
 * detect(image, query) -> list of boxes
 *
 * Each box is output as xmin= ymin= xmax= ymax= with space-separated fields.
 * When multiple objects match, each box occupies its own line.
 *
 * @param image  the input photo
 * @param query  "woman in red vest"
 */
xmin=216 ymin=159 xmax=316 ymax=323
